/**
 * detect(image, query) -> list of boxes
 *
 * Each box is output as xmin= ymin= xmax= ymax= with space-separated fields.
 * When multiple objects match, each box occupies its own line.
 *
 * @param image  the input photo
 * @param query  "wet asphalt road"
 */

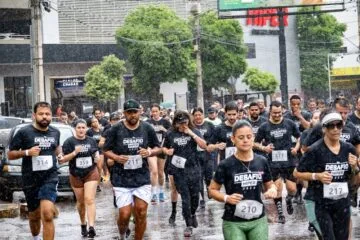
xmin=1 ymin=181 xmax=360 ymax=240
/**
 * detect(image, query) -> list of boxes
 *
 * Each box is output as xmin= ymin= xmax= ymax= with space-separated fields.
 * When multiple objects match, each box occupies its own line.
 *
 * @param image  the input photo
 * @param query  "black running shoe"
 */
xmin=96 ymin=186 xmax=101 ymax=192
xmin=88 ymin=226 xmax=96 ymax=238
xmin=81 ymin=224 xmax=87 ymax=237
xmin=308 ymin=223 xmax=315 ymax=232
xmin=169 ymin=212 xmax=176 ymax=225
xmin=278 ymin=215 xmax=286 ymax=224
xmin=192 ymin=215 xmax=198 ymax=228
xmin=184 ymin=227 xmax=193 ymax=237
xmin=126 ymin=228 xmax=131 ymax=238
xmin=286 ymin=197 xmax=294 ymax=215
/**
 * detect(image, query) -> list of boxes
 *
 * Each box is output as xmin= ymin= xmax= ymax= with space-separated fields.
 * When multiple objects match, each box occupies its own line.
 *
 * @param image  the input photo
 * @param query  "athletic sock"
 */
xmin=151 ymin=186 xmax=157 ymax=195
xmin=158 ymin=186 xmax=164 ymax=194
xmin=274 ymin=197 xmax=283 ymax=215
xmin=172 ymin=201 xmax=177 ymax=213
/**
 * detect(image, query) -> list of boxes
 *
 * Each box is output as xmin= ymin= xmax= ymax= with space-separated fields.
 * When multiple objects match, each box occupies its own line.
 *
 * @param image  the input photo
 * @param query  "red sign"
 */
xmin=246 ymin=8 xmax=289 ymax=27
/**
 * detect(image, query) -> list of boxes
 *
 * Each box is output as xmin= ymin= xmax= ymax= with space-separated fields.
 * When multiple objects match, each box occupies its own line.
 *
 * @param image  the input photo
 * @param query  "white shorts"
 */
xmin=113 ymin=184 xmax=151 ymax=209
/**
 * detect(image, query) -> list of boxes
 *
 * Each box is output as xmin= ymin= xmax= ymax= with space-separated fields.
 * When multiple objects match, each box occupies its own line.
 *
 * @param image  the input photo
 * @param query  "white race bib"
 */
xmin=171 ymin=155 xmax=187 ymax=169
xmin=225 ymin=147 xmax=236 ymax=158
xmin=234 ymin=200 xmax=263 ymax=220
xmin=272 ymin=150 xmax=288 ymax=162
xmin=323 ymin=182 xmax=349 ymax=200
xmin=124 ymin=155 xmax=143 ymax=170
xmin=32 ymin=155 xmax=53 ymax=171
xmin=76 ymin=157 xmax=92 ymax=169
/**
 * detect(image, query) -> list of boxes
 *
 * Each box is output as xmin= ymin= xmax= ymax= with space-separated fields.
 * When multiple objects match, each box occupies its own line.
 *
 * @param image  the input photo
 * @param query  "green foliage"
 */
xmin=197 ymin=11 xmax=247 ymax=90
xmin=115 ymin=5 xmax=194 ymax=100
xmin=242 ymin=68 xmax=279 ymax=94
xmin=297 ymin=8 xmax=346 ymax=98
xmin=85 ymin=55 xmax=126 ymax=102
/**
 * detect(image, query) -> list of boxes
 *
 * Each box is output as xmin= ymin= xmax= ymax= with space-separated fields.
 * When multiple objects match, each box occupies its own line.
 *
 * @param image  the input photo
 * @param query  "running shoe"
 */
xmin=278 ymin=215 xmax=286 ymax=224
xmin=159 ymin=192 xmax=165 ymax=202
xmin=192 ymin=215 xmax=198 ymax=228
xmin=184 ymin=226 xmax=193 ymax=237
xmin=88 ymin=226 xmax=96 ymax=238
xmin=199 ymin=200 xmax=205 ymax=209
xmin=81 ymin=224 xmax=87 ymax=237
xmin=151 ymin=194 xmax=158 ymax=204
xmin=126 ymin=228 xmax=131 ymax=238
xmin=286 ymin=197 xmax=294 ymax=215
xmin=308 ymin=223 xmax=315 ymax=232
xmin=96 ymin=185 xmax=101 ymax=192
xmin=169 ymin=212 xmax=176 ymax=225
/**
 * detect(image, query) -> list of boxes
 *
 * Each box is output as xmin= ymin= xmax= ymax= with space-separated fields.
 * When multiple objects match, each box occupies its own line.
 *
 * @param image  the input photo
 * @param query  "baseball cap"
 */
xmin=110 ymin=112 xmax=120 ymax=121
xmin=123 ymin=99 xmax=140 ymax=112
xmin=207 ymin=107 xmax=217 ymax=113
xmin=173 ymin=112 xmax=189 ymax=124
xmin=321 ymin=112 xmax=342 ymax=126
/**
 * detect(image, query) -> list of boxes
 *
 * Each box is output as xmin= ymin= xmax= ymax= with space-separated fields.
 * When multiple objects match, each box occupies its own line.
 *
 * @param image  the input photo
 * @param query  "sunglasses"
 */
xmin=325 ymin=121 xmax=343 ymax=130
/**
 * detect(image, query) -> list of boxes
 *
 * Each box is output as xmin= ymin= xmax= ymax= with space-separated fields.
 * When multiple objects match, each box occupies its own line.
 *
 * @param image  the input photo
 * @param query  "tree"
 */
xmin=85 ymin=54 xmax=126 ymax=103
xmin=297 ymin=8 xmax=346 ymax=99
xmin=197 ymin=11 xmax=247 ymax=91
xmin=115 ymin=5 xmax=194 ymax=103
xmin=242 ymin=67 xmax=279 ymax=99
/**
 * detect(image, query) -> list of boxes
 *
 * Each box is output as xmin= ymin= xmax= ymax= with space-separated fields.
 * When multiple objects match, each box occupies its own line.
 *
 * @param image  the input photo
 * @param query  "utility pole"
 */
xmin=278 ymin=8 xmax=288 ymax=108
xmin=191 ymin=0 xmax=204 ymax=110
xmin=30 ymin=0 xmax=45 ymax=104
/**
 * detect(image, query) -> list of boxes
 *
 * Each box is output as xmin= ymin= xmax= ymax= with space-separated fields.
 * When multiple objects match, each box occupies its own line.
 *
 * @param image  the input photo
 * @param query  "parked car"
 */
xmin=0 ymin=123 xmax=74 ymax=201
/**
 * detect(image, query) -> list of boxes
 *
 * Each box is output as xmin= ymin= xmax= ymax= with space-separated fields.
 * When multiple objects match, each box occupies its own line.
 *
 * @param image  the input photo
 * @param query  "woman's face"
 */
xmin=91 ymin=118 xmax=99 ymax=129
xmin=323 ymin=121 xmax=343 ymax=141
xmin=231 ymin=126 xmax=254 ymax=152
xmin=75 ymin=123 xmax=87 ymax=138
xmin=193 ymin=111 xmax=204 ymax=125
xmin=175 ymin=120 xmax=189 ymax=132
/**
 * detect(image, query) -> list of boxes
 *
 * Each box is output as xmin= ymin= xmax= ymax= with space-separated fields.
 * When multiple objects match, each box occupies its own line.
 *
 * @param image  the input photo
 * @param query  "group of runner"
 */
xmin=7 ymin=95 xmax=360 ymax=240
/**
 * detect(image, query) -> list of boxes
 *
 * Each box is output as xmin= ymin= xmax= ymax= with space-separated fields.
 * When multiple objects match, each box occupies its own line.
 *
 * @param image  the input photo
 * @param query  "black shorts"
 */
xmin=271 ymin=167 xmax=296 ymax=182
xmin=23 ymin=181 xmax=58 ymax=212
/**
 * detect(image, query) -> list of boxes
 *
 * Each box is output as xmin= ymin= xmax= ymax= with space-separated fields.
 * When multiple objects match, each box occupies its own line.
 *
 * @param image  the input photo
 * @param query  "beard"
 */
xmin=126 ymin=117 xmax=139 ymax=126
xmin=37 ymin=119 xmax=50 ymax=128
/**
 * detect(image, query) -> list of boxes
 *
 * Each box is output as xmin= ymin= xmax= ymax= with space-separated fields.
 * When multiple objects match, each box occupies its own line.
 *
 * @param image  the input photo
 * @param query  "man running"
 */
xmin=8 ymin=102 xmax=61 ymax=240
xmin=103 ymin=99 xmax=161 ymax=240
xmin=254 ymin=100 xmax=301 ymax=224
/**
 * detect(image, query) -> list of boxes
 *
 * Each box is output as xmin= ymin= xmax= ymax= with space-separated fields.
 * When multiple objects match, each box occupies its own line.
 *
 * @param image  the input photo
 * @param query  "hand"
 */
xmin=291 ymin=147 xmax=298 ymax=156
xmin=184 ymin=127 xmax=194 ymax=137
xmin=158 ymin=126 xmax=167 ymax=132
xmin=74 ymin=145 xmax=82 ymax=154
xmin=263 ymin=144 xmax=274 ymax=154
xmin=164 ymin=148 xmax=174 ymax=156
xmin=293 ymin=110 xmax=302 ymax=118
xmin=348 ymin=153 xmax=358 ymax=169
xmin=264 ymin=186 xmax=277 ymax=199
xmin=28 ymin=145 xmax=41 ymax=157
xmin=138 ymin=148 xmax=151 ymax=158
xmin=226 ymin=193 xmax=243 ymax=205
xmin=217 ymin=142 xmax=226 ymax=150
xmin=317 ymin=171 xmax=333 ymax=184
xmin=115 ymin=155 xmax=129 ymax=164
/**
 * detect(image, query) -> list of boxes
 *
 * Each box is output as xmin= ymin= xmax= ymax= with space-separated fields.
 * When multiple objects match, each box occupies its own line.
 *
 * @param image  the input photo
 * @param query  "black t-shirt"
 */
xmin=210 ymin=123 xmax=235 ymax=160
xmin=163 ymin=129 xmax=203 ymax=170
xmin=9 ymin=124 xmax=60 ymax=187
xmin=259 ymin=110 xmax=269 ymax=119
xmin=146 ymin=118 xmax=172 ymax=144
xmin=304 ymin=121 xmax=360 ymax=147
xmin=283 ymin=110 xmax=312 ymax=133
xmin=244 ymin=116 xmax=267 ymax=135
xmin=194 ymin=121 xmax=215 ymax=160
xmin=103 ymin=121 xmax=160 ymax=188
xmin=98 ymin=117 xmax=109 ymax=128
xmin=255 ymin=118 xmax=301 ymax=168
xmin=348 ymin=112 xmax=360 ymax=131
xmin=62 ymin=136 xmax=98 ymax=178
xmin=213 ymin=154 xmax=272 ymax=222
xmin=298 ymin=139 xmax=355 ymax=205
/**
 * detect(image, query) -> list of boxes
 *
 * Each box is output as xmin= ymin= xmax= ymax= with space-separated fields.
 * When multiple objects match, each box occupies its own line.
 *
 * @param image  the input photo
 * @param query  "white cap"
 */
xmin=321 ymin=112 xmax=342 ymax=126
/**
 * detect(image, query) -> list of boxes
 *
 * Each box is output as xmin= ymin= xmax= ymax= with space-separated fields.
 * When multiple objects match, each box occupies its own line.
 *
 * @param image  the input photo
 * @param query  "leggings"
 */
xmin=315 ymin=200 xmax=350 ymax=240
xmin=223 ymin=216 xmax=268 ymax=240
xmin=198 ymin=152 xmax=214 ymax=189
xmin=173 ymin=167 xmax=201 ymax=224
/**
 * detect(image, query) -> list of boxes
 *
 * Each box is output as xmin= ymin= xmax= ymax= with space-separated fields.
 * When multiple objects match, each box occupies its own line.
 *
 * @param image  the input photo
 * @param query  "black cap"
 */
xmin=123 ymin=99 xmax=140 ymax=112
xmin=110 ymin=112 xmax=120 ymax=121
xmin=173 ymin=113 xmax=189 ymax=124
xmin=207 ymin=107 xmax=217 ymax=113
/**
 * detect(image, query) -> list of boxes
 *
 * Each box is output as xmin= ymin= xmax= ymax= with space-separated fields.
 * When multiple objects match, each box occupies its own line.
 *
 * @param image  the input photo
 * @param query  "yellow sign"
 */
xmin=330 ymin=79 xmax=357 ymax=90
xmin=331 ymin=67 xmax=360 ymax=76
